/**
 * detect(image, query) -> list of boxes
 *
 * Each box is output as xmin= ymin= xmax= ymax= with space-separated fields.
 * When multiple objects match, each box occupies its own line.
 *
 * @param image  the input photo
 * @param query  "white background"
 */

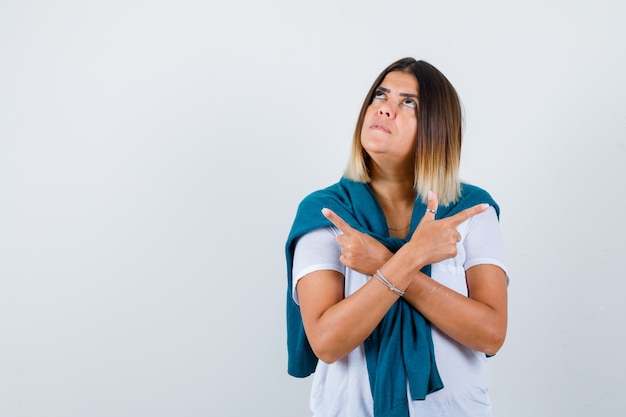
xmin=1 ymin=1 xmax=625 ymax=416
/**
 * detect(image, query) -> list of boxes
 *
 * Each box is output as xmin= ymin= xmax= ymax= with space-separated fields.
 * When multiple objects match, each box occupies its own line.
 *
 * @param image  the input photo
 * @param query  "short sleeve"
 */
xmin=463 ymin=206 xmax=509 ymax=280
xmin=292 ymin=226 xmax=344 ymax=304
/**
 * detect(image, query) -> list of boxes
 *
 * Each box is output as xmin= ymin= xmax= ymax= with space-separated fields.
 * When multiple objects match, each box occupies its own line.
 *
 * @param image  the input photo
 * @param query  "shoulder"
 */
xmin=289 ymin=181 xmax=342 ymax=233
xmin=460 ymin=183 xmax=493 ymax=200
xmin=296 ymin=181 xmax=344 ymax=213
xmin=296 ymin=225 xmax=340 ymax=248
xmin=459 ymin=183 xmax=500 ymax=218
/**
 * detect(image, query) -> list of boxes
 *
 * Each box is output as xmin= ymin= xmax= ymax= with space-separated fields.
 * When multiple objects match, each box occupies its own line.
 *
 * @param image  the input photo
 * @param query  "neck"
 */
xmin=368 ymin=164 xmax=416 ymax=205
xmin=368 ymin=169 xmax=416 ymax=238
xmin=370 ymin=179 xmax=415 ymax=206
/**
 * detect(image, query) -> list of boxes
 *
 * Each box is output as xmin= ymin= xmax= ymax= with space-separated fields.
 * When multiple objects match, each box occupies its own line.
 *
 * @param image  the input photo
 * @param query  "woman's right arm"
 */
xmin=297 ymin=268 xmax=406 ymax=363
xmin=294 ymin=227 xmax=410 ymax=364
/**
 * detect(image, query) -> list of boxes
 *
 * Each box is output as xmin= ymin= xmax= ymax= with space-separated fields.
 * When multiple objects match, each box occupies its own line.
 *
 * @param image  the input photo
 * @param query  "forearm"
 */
xmin=299 ymin=264 xmax=416 ymax=364
xmin=372 ymin=243 xmax=508 ymax=355
xmin=309 ymin=278 xmax=399 ymax=363
xmin=402 ymin=270 xmax=507 ymax=355
xmin=312 ymin=248 xmax=424 ymax=362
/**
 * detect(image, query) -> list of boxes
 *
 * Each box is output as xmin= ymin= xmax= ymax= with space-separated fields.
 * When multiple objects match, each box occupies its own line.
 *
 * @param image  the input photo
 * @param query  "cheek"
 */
xmin=403 ymin=119 xmax=418 ymax=140
xmin=360 ymin=107 xmax=376 ymax=134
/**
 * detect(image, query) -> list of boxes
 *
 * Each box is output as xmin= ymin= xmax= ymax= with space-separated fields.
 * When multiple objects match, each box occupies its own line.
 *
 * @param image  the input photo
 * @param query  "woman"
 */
xmin=285 ymin=58 xmax=508 ymax=417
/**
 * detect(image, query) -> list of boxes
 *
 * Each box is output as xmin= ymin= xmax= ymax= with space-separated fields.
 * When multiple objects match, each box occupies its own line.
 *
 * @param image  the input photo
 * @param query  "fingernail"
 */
xmin=321 ymin=208 xmax=330 ymax=216
xmin=480 ymin=203 xmax=489 ymax=210
xmin=428 ymin=190 xmax=434 ymax=200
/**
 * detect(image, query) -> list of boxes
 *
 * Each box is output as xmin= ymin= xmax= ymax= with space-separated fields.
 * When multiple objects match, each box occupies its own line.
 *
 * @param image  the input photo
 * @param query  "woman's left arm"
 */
xmin=402 ymin=264 xmax=507 ymax=355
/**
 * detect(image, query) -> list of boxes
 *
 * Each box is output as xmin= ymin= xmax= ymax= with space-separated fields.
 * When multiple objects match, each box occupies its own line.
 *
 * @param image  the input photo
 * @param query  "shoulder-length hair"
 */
xmin=344 ymin=58 xmax=463 ymax=206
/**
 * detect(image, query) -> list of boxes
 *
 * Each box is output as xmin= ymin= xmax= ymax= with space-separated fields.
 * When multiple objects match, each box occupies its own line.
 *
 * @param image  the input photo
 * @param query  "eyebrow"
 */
xmin=377 ymin=86 xmax=419 ymax=99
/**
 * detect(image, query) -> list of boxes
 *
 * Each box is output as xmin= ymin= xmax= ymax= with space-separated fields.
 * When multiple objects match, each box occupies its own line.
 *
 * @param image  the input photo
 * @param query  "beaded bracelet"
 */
xmin=373 ymin=269 xmax=405 ymax=297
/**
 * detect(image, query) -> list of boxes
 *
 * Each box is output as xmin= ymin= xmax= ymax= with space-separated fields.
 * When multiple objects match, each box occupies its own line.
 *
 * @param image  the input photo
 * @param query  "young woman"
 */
xmin=286 ymin=58 xmax=508 ymax=417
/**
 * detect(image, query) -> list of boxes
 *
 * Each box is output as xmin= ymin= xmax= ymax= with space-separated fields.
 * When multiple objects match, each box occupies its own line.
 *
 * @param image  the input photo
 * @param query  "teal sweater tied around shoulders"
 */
xmin=285 ymin=177 xmax=499 ymax=417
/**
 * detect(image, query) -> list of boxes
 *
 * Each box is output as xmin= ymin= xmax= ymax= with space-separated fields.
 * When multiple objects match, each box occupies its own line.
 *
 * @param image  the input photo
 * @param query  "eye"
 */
xmin=373 ymin=89 xmax=386 ymax=100
xmin=403 ymin=98 xmax=417 ymax=109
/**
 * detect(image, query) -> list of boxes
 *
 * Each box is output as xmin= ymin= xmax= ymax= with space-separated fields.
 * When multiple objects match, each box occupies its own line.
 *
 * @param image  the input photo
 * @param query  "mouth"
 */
xmin=370 ymin=122 xmax=391 ymax=133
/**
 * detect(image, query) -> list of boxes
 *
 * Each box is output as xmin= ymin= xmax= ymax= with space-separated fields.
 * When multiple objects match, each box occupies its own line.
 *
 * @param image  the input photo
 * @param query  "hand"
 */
xmin=322 ymin=208 xmax=393 ymax=276
xmin=408 ymin=191 xmax=489 ymax=267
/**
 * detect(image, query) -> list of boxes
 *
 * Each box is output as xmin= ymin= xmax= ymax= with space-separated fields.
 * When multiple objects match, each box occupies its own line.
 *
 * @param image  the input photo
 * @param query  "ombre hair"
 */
xmin=344 ymin=58 xmax=463 ymax=206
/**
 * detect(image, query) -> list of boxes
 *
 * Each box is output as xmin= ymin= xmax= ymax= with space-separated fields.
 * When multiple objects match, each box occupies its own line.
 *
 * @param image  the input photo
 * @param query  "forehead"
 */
xmin=379 ymin=71 xmax=419 ymax=94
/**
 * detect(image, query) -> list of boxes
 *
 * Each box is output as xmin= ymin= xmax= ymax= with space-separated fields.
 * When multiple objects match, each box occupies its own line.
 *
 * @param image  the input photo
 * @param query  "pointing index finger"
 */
xmin=447 ymin=203 xmax=489 ymax=226
xmin=322 ymin=208 xmax=355 ymax=235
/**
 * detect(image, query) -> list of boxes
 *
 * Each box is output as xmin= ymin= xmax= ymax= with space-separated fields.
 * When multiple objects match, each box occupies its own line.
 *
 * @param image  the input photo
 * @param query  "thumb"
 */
xmin=322 ymin=208 xmax=356 ymax=235
xmin=424 ymin=190 xmax=439 ymax=220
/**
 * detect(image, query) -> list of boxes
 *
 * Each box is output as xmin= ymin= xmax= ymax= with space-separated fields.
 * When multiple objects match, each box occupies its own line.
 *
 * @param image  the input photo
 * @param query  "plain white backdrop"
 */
xmin=1 ymin=1 xmax=625 ymax=416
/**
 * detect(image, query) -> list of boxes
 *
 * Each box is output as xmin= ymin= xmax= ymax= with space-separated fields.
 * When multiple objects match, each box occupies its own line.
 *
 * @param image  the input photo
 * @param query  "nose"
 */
xmin=378 ymin=105 xmax=394 ymax=119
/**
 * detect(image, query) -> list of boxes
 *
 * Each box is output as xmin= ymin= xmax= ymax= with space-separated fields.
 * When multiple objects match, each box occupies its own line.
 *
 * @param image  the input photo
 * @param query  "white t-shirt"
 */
xmin=292 ymin=207 xmax=507 ymax=417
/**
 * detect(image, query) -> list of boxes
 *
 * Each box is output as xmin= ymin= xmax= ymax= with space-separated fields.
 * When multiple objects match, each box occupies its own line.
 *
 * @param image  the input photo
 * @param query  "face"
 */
xmin=360 ymin=71 xmax=419 ymax=167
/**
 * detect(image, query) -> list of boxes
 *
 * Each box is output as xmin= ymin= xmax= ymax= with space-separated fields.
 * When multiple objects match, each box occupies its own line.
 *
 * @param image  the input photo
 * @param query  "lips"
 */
xmin=370 ymin=122 xmax=391 ymax=133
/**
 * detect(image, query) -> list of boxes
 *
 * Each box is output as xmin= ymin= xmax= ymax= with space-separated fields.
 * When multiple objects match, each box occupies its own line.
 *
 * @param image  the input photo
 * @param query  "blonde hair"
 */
xmin=344 ymin=58 xmax=462 ymax=206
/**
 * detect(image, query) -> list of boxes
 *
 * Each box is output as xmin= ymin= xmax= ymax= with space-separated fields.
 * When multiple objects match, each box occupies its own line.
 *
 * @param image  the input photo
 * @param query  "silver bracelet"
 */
xmin=373 ymin=269 xmax=405 ymax=297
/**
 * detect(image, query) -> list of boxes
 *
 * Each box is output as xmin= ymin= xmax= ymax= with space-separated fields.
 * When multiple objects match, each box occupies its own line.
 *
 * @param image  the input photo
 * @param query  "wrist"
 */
xmin=396 ymin=240 xmax=427 ymax=273
xmin=378 ymin=259 xmax=418 ymax=295
xmin=373 ymin=269 xmax=405 ymax=296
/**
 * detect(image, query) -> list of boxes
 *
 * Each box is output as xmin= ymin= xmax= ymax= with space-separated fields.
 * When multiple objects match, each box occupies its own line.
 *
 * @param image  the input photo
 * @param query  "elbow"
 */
xmin=315 ymin=351 xmax=343 ymax=365
xmin=483 ymin=339 xmax=505 ymax=356
xmin=476 ymin=310 xmax=508 ymax=356
xmin=481 ymin=327 xmax=507 ymax=356
xmin=310 ymin=343 xmax=345 ymax=365
xmin=309 ymin=334 xmax=350 ymax=364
